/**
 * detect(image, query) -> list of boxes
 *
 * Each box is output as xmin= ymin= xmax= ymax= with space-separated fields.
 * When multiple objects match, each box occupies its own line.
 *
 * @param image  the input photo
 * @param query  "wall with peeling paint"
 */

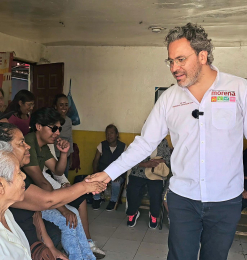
xmin=0 ymin=32 xmax=43 ymax=62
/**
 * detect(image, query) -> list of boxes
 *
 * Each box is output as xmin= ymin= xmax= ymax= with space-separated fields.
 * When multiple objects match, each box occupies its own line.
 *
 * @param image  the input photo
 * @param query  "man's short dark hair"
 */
xmin=165 ymin=23 xmax=214 ymax=65
xmin=30 ymin=107 xmax=65 ymax=132
xmin=0 ymin=122 xmax=18 ymax=142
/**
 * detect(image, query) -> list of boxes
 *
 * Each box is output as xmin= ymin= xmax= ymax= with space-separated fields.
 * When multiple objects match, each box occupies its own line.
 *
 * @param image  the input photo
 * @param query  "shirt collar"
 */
xmin=209 ymin=65 xmax=220 ymax=90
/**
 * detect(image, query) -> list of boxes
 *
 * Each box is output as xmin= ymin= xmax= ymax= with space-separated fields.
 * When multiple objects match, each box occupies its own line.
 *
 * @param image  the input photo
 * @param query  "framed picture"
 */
xmin=155 ymin=87 xmax=168 ymax=103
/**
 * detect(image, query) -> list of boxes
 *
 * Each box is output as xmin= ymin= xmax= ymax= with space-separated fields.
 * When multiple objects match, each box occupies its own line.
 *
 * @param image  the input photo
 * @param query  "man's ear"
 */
xmin=0 ymin=178 xmax=6 ymax=196
xmin=35 ymin=123 xmax=42 ymax=132
xmin=199 ymin=50 xmax=208 ymax=65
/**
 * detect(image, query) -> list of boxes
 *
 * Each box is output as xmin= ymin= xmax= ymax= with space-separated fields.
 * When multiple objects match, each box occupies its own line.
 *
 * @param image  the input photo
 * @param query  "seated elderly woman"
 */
xmin=0 ymin=143 xmax=32 ymax=260
xmin=0 ymin=122 xmax=106 ymax=260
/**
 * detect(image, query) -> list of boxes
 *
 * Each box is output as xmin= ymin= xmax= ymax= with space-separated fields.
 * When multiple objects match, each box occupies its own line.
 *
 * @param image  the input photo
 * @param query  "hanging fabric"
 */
xmin=67 ymin=79 xmax=81 ymax=126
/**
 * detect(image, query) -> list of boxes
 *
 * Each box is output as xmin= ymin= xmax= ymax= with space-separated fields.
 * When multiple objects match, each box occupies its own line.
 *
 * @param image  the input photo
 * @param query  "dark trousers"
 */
xmin=242 ymin=198 xmax=247 ymax=210
xmin=167 ymin=190 xmax=242 ymax=260
xmin=126 ymin=175 xmax=163 ymax=218
xmin=44 ymin=220 xmax=61 ymax=247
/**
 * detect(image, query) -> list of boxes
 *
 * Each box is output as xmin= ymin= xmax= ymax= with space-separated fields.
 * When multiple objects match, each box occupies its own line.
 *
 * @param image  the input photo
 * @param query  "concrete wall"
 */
xmin=43 ymin=46 xmax=175 ymax=133
xmin=0 ymin=31 xmax=43 ymax=63
xmin=44 ymin=45 xmax=247 ymax=134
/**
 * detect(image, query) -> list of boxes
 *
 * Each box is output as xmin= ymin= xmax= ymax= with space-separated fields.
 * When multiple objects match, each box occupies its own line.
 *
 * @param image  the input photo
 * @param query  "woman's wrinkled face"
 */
xmin=106 ymin=127 xmax=118 ymax=144
xmin=10 ymin=129 xmax=31 ymax=167
xmin=5 ymin=156 xmax=26 ymax=203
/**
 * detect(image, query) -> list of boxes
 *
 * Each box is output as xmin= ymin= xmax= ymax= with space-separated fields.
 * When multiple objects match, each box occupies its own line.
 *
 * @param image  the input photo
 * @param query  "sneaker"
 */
xmin=149 ymin=212 xmax=158 ymax=229
xmin=88 ymin=240 xmax=106 ymax=259
xmin=106 ymin=201 xmax=116 ymax=211
xmin=92 ymin=199 xmax=102 ymax=210
xmin=127 ymin=211 xmax=140 ymax=227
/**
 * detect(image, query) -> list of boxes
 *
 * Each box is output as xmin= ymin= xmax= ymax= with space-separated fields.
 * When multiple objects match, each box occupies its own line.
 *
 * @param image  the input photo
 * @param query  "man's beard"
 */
xmin=174 ymin=62 xmax=202 ymax=88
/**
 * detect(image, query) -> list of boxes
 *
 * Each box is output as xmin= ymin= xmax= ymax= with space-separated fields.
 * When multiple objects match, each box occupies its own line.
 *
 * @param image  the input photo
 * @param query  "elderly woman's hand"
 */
xmin=142 ymin=160 xmax=160 ymax=168
xmin=82 ymin=180 xmax=107 ymax=194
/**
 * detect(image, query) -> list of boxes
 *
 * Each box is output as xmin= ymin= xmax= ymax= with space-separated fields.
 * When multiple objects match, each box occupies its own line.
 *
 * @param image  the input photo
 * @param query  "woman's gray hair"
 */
xmin=165 ymin=23 xmax=214 ymax=65
xmin=0 ymin=141 xmax=15 ymax=182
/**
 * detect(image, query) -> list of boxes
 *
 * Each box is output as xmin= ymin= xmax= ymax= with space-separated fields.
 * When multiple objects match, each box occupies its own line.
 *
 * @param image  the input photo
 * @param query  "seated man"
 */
xmin=92 ymin=124 xmax=127 ymax=211
xmin=126 ymin=138 xmax=171 ymax=229
xmin=23 ymin=107 xmax=105 ymax=260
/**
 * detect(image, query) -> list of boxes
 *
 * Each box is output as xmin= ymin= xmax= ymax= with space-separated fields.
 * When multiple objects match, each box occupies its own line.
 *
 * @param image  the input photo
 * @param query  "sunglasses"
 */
xmin=44 ymin=125 xmax=62 ymax=133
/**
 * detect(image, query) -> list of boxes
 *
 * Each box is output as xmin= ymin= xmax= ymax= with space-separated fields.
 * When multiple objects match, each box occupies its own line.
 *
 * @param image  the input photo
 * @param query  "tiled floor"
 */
xmin=87 ymin=201 xmax=247 ymax=260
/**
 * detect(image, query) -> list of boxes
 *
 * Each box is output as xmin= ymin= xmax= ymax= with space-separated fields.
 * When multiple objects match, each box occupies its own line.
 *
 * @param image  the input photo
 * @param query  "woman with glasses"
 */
xmin=4 ymin=89 xmax=35 ymax=135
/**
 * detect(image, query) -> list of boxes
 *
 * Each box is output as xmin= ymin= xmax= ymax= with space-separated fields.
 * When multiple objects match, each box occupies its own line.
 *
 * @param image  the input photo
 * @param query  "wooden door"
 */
xmin=32 ymin=63 xmax=64 ymax=110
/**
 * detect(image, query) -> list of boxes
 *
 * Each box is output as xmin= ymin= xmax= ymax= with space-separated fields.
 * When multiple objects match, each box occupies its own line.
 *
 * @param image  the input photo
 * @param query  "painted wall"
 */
xmin=44 ymin=45 xmax=247 ymax=133
xmin=43 ymin=46 xmax=175 ymax=133
xmin=0 ymin=31 xmax=43 ymax=62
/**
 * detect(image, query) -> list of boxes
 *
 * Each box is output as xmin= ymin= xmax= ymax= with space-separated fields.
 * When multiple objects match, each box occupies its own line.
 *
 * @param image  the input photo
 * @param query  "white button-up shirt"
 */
xmin=105 ymin=66 xmax=247 ymax=202
xmin=0 ymin=209 xmax=32 ymax=260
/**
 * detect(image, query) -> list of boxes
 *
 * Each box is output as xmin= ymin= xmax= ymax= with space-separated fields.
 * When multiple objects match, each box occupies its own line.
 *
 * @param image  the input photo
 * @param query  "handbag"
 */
xmin=67 ymin=79 xmax=81 ymax=126
xmin=30 ymin=241 xmax=55 ymax=260
xmin=145 ymin=156 xmax=169 ymax=180
xmin=69 ymin=143 xmax=81 ymax=173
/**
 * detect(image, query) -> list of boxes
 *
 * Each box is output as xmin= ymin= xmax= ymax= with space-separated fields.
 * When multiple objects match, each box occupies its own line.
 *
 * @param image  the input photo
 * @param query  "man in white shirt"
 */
xmin=86 ymin=23 xmax=246 ymax=260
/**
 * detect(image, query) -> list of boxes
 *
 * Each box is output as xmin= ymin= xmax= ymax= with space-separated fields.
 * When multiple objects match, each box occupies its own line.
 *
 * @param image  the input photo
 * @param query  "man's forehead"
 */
xmin=168 ymin=38 xmax=193 ymax=58
xmin=44 ymin=121 xmax=61 ymax=127
xmin=54 ymin=121 xmax=61 ymax=127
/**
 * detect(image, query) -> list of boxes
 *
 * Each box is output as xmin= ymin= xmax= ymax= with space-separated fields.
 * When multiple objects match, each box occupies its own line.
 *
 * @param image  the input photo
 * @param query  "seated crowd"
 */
xmin=0 ymin=89 xmax=172 ymax=260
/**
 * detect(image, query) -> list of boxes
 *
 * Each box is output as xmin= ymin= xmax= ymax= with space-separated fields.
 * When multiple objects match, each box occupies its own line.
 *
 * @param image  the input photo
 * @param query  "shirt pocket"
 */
xmin=212 ymin=102 xmax=236 ymax=129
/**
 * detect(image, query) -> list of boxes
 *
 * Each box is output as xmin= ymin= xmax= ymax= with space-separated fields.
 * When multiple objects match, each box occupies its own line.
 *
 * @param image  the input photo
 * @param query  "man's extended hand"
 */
xmin=85 ymin=171 xmax=112 ymax=184
xmin=60 ymin=207 xmax=78 ymax=229
xmin=56 ymin=138 xmax=70 ymax=154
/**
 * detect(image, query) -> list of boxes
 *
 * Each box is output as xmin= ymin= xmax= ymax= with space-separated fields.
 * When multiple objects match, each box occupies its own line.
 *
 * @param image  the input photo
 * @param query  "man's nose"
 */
xmin=170 ymin=61 xmax=181 ymax=73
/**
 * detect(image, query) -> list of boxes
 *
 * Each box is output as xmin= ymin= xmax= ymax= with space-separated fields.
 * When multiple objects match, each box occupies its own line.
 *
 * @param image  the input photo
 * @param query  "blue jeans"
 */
xmin=167 ymin=190 xmax=242 ymax=260
xmin=42 ymin=205 xmax=95 ymax=260
xmin=94 ymin=177 xmax=124 ymax=202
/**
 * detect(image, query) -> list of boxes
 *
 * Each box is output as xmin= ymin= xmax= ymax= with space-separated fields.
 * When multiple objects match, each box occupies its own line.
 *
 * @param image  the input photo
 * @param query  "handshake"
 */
xmin=83 ymin=171 xmax=112 ymax=195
